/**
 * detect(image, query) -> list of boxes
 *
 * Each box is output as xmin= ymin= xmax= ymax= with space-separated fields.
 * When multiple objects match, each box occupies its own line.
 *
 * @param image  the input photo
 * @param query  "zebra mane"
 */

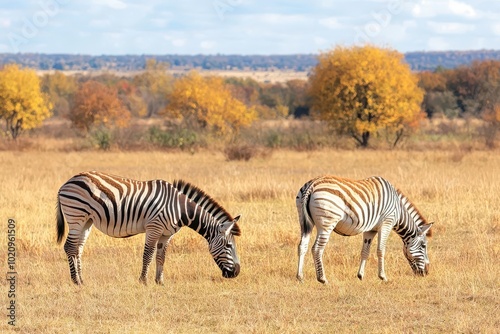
xmin=173 ymin=179 xmax=241 ymax=235
xmin=396 ymin=188 xmax=431 ymax=234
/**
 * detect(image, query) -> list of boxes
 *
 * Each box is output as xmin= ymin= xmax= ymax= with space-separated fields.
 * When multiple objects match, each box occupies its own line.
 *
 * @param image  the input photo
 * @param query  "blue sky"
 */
xmin=0 ymin=0 xmax=499 ymax=55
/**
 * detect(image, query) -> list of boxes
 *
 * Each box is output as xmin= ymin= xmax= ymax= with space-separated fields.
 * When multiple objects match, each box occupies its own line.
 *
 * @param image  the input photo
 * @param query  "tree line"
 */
xmin=2 ymin=50 xmax=500 ymax=72
xmin=0 ymin=46 xmax=499 ymax=148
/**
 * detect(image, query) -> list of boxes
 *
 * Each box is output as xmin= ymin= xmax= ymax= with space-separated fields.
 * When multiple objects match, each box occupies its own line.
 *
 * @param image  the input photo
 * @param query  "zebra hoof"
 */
xmin=357 ymin=273 xmax=364 ymax=281
xmin=318 ymin=278 xmax=328 ymax=285
xmin=139 ymin=277 xmax=148 ymax=285
xmin=71 ymin=278 xmax=82 ymax=286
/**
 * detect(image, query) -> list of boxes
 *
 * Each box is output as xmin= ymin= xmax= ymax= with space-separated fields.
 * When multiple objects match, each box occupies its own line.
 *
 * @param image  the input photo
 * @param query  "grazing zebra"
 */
xmin=296 ymin=175 xmax=433 ymax=284
xmin=56 ymin=171 xmax=241 ymax=285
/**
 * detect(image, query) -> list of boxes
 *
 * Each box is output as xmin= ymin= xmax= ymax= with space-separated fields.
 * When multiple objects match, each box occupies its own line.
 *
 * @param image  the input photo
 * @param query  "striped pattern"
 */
xmin=57 ymin=171 xmax=241 ymax=285
xmin=296 ymin=175 xmax=433 ymax=284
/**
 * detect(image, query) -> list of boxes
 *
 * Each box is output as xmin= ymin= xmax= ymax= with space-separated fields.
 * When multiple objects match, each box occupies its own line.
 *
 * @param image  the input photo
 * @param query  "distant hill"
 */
xmin=404 ymin=50 xmax=500 ymax=71
xmin=1 ymin=50 xmax=500 ymax=73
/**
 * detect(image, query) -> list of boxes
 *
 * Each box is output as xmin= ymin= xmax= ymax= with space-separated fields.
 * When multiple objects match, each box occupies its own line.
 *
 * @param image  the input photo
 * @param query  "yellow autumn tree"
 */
xmin=41 ymin=71 xmax=77 ymax=117
xmin=164 ymin=71 xmax=257 ymax=135
xmin=309 ymin=45 xmax=424 ymax=147
xmin=133 ymin=59 xmax=173 ymax=117
xmin=0 ymin=64 xmax=52 ymax=139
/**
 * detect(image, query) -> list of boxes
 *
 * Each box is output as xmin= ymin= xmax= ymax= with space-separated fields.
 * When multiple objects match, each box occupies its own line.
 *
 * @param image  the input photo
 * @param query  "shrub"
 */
xmin=147 ymin=126 xmax=199 ymax=150
xmin=90 ymin=128 xmax=112 ymax=150
xmin=223 ymin=144 xmax=257 ymax=161
xmin=265 ymin=131 xmax=283 ymax=148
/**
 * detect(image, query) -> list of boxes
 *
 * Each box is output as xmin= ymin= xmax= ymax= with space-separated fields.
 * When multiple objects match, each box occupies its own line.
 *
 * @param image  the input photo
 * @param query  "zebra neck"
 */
xmin=180 ymin=201 xmax=217 ymax=242
xmin=394 ymin=212 xmax=419 ymax=242
xmin=393 ymin=199 xmax=422 ymax=242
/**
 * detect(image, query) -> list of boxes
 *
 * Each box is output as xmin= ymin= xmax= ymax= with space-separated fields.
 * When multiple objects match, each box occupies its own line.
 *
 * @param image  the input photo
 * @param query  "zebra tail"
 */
xmin=56 ymin=196 xmax=66 ymax=244
xmin=300 ymin=184 xmax=314 ymax=236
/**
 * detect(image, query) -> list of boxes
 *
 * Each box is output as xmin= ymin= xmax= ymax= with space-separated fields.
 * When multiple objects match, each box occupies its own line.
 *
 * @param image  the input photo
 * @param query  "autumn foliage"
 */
xmin=41 ymin=71 xmax=77 ymax=117
xmin=309 ymin=45 xmax=424 ymax=147
xmin=164 ymin=71 xmax=256 ymax=135
xmin=1 ymin=54 xmax=500 ymax=149
xmin=70 ymin=80 xmax=130 ymax=132
xmin=0 ymin=64 xmax=51 ymax=139
xmin=133 ymin=59 xmax=173 ymax=117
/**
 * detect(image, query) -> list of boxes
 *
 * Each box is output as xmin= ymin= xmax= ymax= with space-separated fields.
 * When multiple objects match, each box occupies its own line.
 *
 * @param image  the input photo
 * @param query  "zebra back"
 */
xmin=173 ymin=179 xmax=241 ymax=236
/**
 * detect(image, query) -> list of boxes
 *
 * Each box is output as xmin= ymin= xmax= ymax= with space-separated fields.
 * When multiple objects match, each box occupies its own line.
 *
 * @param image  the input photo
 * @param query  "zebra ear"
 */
xmin=419 ymin=223 xmax=433 ymax=237
xmin=220 ymin=215 xmax=241 ymax=237
xmin=231 ymin=215 xmax=241 ymax=236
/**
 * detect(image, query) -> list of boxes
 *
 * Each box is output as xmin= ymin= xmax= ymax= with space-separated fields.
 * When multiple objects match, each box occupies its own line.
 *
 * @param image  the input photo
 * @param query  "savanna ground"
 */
xmin=36 ymin=69 xmax=310 ymax=83
xmin=0 ymin=149 xmax=499 ymax=333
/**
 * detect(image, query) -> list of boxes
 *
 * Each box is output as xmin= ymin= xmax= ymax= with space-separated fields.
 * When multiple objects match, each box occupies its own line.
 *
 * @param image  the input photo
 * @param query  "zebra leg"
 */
xmin=296 ymin=232 xmax=311 ymax=282
xmin=63 ymin=219 xmax=93 ymax=285
xmin=64 ymin=246 xmax=80 ymax=285
xmin=311 ymin=230 xmax=333 ymax=284
xmin=357 ymin=231 xmax=377 ymax=280
xmin=139 ymin=227 xmax=162 ymax=285
xmin=376 ymin=223 xmax=393 ymax=281
xmin=75 ymin=220 xmax=93 ymax=285
xmin=155 ymin=235 xmax=173 ymax=285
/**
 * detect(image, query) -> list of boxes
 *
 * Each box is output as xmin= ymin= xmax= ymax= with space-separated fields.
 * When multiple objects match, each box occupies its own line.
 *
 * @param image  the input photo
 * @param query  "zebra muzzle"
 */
xmin=222 ymin=263 xmax=240 ymax=278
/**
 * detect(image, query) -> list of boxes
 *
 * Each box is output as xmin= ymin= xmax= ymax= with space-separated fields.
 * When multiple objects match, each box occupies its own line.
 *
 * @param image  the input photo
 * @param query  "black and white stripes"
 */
xmin=296 ymin=175 xmax=432 ymax=284
xmin=56 ymin=171 xmax=241 ymax=285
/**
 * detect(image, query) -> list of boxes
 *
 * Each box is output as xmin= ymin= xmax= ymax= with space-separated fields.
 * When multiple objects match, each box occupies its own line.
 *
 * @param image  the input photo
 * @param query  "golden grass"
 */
xmin=0 ymin=149 xmax=499 ymax=333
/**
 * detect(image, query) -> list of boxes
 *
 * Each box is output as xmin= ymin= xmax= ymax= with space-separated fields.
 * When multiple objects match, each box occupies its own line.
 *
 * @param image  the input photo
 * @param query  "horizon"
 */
xmin=2 ymin=48 xmax=500 ymax=57
xmin=1 ymin=1 xmax=499 ymax=55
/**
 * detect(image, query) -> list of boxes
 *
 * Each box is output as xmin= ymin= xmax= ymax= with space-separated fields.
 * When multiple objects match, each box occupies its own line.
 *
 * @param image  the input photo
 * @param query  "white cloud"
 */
xmin=319 ymin=17 xmax=342 ymax=29
xmin=0 ymin=43 xmax=10 ymax=51
xmin=0 ymin=18 xmax=10 ymax=28
xmin=200 ymin=40 xmax=215 ymax=50
xmin=427 ymin=36 xmax=451 ymax=50
xmin=172 ymin=39 xmax=186 ymax=47
xmin=492 ymin=23 xmax=500 ymax=36
xmin=384 ymin=20 xmax=417 ymax=42
xmin=411 ymin=0 xmax=477 ymax=19
xmin=411 ymin=0 xmax=432 ymax=18
xmin=313 ymin=36 xmax=328 ymax=46
xmin=0 ymin=0 xmax=497 ymax=55
xmin=315 ymin=0 xmax=336 ymax=9
xmin=428 ymin=22 xmax=475 ymax=34
xmin=103 ymin=32 xmax=122 ymax=40
xmin=150 ymin=18 xmax=168 ymax=28
xmin=92 ymin=0 xmax=127 ymax=10
xmin=448 ymin=0 xmax=476 ymax=18
xmin=89 ymin=19 xmax=111 ymax=28
xmin=163 ymin=34 xmax=186 ymax=47
xmin=254 ymin=13 xmax=308 ymax=25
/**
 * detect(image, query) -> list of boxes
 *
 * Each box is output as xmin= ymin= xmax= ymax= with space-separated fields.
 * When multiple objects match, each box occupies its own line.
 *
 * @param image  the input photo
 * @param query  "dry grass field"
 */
xmin=36 ymin=69 xmax=310 ymax=83
xmin=0 ymin=149 xmax=499 ymax=333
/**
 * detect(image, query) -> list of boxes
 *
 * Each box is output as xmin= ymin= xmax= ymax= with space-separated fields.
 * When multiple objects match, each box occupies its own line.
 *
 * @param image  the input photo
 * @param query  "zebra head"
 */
xmin=208 ymin=215 xmax=241 ymax=278
xmin=403 ymin=223 xmax=433 ymax=276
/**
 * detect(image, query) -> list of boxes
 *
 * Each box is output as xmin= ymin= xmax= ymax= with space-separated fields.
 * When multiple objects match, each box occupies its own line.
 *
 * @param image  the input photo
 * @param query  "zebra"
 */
xmin=56 ymin=171 xmax=241 ymax=285
xmin=296 ymin=175 xmax=433 ymax=284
